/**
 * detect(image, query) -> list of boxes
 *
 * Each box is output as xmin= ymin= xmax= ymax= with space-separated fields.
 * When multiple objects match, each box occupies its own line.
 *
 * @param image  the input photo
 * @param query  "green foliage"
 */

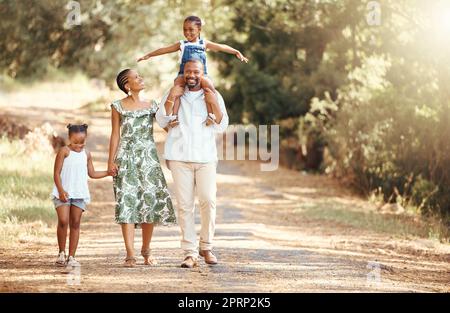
xmin=0 ymin=0 xmax=112 ymax=78
xmin=0 ymin=137 xmax=54 ymax=224
xmin=2 ymin=0 xmax=450 ymax=223
xmin=307 ymin=53 xmax=450 ymax=223
xmin=213 ymin=0 xmax=371 ymax=124
xmin=0 ymin=0 xmax=234 ymax=86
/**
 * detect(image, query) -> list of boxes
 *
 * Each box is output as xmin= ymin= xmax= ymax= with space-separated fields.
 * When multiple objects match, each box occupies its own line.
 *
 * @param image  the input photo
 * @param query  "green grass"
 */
xmin=0 ymin=137 xmax=55 ymax=244
xmin=81 ymin=97 xmax=111 ymax=112
xmin=294 ymin=200 xmax=449 ymax=242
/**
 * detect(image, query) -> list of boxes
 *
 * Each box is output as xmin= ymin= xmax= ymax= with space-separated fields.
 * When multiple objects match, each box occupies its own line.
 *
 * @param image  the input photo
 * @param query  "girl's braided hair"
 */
xmin=184 ymin=16 xmax=202 ymax=29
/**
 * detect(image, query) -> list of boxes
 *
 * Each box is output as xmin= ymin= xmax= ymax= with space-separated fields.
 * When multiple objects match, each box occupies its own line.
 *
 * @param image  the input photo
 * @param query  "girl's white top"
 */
xmin=51 ymin=149 xmax=90 ymax=203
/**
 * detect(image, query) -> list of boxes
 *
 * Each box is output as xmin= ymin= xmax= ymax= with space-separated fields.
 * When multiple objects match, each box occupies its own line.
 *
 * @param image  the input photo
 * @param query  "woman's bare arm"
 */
xmin=108 ymin=107 xmax=121 ymax=175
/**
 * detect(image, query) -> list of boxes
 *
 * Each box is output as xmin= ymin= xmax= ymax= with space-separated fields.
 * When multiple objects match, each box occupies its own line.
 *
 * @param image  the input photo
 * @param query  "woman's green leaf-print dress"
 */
xmin=111 ymin=99 xmax=176 ymax=226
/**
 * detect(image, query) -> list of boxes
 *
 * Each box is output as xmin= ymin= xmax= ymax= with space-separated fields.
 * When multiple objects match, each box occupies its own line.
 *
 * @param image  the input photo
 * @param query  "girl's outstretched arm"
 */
xmin=87 ymin=151 xmax=109 ymax=179
xmin=54 ymin=147 xmax=70 ymax=201
xmin=137 ymin=42 xmax=181 ymax=62
xmin=205 ymin=40 xmax=249 ymax=63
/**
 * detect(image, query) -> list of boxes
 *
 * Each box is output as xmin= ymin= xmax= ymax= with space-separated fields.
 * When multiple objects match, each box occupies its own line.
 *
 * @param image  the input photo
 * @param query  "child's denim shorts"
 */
xmin=52 ymin=197 xmax=87 ymax=211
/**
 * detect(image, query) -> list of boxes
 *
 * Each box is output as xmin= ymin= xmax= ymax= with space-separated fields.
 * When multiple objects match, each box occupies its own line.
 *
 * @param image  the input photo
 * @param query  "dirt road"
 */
xmin=0 ymin=105 xmax=449 ymax=292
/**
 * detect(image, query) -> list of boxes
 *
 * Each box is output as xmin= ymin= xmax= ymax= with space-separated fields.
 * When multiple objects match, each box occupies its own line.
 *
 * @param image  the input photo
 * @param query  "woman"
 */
xmin=108 ymin=68 xmax=176 ymax=267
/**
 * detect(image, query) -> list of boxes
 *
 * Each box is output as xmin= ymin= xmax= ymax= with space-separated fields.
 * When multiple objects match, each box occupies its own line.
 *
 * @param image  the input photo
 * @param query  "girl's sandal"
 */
xmin=123 ymin=256 xmax=136 ymax=267
xmin=141 ymin=249 xmax=158 ymax=266
xmin=169 ymin=115 xmax=180 ymax=128
xmin=205 ymin=117 xmax=214 ymax=126
xmin=205 ymin=113 xmax=216 ymax=126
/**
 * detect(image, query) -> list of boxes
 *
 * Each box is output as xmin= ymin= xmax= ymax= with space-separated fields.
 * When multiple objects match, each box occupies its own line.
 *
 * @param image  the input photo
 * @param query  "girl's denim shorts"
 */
xmin=52 ymin=197 xmax=87 ymax=211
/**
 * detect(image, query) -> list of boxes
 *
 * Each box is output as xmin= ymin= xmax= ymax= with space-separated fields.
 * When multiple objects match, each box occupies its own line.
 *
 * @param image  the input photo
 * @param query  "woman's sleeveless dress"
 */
xmin=111 ymin=99 xmax=176 ymax=226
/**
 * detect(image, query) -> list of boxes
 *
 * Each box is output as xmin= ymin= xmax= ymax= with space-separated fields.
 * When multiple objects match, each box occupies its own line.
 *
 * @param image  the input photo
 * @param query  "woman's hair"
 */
xmin=184 ymin=16 xmax=202 ymax=29
xmin=67 ymin=123 xmax=88 ymax=136
xmin=116 ymin=68 xmax=131 ymax=95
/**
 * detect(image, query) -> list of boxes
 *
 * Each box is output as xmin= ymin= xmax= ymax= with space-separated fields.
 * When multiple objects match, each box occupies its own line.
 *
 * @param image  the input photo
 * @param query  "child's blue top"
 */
xmin=178 ymin=38 xmax=208 ymax=75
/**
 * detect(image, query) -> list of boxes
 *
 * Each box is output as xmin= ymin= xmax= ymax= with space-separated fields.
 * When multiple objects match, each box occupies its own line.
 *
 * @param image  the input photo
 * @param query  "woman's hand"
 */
xmin=235 ymin=51 xmax=249 ymax=63
xmin=108 ymin=162 xmax=119 ymax=177
xmin=58 ymin=190 xmax=69 ymax=202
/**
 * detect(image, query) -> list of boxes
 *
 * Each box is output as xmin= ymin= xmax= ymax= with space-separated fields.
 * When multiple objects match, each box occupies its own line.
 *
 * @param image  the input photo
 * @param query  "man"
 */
xmin=156 ymin=59 xmax=229 ymax=268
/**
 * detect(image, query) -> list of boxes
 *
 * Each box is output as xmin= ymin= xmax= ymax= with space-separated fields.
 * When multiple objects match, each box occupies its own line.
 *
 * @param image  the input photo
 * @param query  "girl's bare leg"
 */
xmin=56 ymin=205 xmax=70 ymax=253
xmin=68 ymin=205 xmax=83 ymax=257
xmin=201 ymin=77 xmax=217 ymax=126
xmin=171 ymin=76 xmax=185 ymax=127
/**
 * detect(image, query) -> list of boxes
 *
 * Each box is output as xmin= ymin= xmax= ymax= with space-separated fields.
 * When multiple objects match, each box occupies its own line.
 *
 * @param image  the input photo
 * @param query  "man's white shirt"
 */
xmin=155 ymin=88 xmax=229 ymax=163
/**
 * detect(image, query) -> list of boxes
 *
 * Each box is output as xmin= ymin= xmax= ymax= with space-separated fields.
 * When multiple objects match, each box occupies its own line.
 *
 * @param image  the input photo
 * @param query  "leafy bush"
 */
xmin=303 ymin=56 xmax=450 ymax=224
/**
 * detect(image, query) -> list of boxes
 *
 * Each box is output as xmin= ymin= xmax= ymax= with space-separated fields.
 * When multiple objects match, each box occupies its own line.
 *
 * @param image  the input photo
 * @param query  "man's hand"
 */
xmin=235 ymin=51 xmax=249 ymax=63
xmin=169 ymin=85 xmax=184 ymax=100
xmin=168 ymin=120 xmax=180 ymax=128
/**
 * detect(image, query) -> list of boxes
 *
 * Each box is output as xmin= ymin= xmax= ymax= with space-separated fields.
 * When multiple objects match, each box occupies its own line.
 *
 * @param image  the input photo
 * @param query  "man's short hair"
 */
xmin=185 ymin=58 xmax=204 ymax=69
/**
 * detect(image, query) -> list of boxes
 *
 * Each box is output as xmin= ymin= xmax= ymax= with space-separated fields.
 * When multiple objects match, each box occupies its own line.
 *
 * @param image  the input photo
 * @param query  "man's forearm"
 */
xmin=164 ymin=94 xmax=175 ymax=115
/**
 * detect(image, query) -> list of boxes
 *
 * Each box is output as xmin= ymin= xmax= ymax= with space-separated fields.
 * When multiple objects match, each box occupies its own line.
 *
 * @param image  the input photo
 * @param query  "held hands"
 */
xmin=58 ymin=190 xmax=69 ymax=202
xmin=108 ymin=162 xmax=119 ymax=177
xmin=236 ymin=51 xmax=249 ymax=63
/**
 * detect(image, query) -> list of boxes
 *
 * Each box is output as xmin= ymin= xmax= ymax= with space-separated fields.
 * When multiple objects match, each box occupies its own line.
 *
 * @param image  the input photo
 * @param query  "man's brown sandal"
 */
xmin=199 ymin=250 xmax=218 ymax=265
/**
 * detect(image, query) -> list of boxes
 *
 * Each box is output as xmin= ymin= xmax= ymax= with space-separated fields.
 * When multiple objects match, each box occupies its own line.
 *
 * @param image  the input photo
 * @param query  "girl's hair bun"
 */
xmin=67 ymin=123 xmax=88 ymax=135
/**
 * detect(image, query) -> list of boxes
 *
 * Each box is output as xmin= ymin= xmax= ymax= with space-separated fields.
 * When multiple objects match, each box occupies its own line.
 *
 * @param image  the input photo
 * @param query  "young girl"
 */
xmin=52 ymin=124 xmax=109 ymax=268
xmin=137 ymin=15 xmax=248 ymax=127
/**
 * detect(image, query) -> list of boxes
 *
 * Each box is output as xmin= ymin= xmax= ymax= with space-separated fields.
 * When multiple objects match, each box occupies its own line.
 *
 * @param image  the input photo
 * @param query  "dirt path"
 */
xmin=0 ymin=106 xmax=449 ymax=292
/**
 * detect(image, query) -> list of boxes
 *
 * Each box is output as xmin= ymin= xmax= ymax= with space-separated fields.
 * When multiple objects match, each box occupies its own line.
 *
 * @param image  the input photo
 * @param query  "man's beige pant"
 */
xmin=168 ymin=160 xmax=217 ymax=259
